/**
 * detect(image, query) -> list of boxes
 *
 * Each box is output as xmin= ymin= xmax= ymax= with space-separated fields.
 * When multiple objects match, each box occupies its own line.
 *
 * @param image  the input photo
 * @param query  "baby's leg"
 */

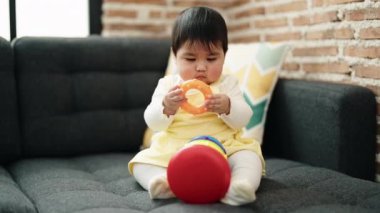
xmin=221 ymin=150 xmax=262 ymax=206
xmin=133 ymin=163 xmax=174 ymax=199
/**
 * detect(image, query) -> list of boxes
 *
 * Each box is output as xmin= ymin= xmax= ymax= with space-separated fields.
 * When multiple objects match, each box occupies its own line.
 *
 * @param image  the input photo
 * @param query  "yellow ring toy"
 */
xmin=180 ymin=79 xmax=212 ymax=114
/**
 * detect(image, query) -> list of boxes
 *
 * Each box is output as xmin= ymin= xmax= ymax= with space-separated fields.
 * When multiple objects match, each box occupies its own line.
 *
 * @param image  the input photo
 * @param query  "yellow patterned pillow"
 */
xmin=142 ymin=42 xmax=288 ymax=148
xmin=224 ymin=43 xmax=288 ymax=144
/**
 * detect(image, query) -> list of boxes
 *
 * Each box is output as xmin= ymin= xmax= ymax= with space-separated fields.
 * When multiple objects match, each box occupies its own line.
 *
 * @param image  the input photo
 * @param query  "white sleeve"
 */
xmin=144 ymin=76 xmax=175 ymax=131
xmin=218 ymin=75 xmax=253 ymax=129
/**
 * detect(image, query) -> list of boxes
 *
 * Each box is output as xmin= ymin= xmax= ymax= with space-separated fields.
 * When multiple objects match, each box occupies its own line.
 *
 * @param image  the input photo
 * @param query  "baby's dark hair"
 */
xmin=171 ymin=7 xmax=228 ymax=55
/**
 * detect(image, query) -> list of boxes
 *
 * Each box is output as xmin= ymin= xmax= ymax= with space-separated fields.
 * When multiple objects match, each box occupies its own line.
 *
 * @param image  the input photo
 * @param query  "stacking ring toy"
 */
xmin=167 ymin=135 xmax=231 ymax=204
xmin=186 ymin=135 xmax=227 ymax=158
xmin=180 ymin=79 xmax=212 ymax=114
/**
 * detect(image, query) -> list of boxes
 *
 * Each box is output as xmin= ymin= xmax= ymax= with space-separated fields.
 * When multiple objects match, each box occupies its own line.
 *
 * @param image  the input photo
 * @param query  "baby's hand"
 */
xmin=205 ymin=94 xmax=230 ymax=115
xmin=163 ymin=85 xmax=186 ymax=116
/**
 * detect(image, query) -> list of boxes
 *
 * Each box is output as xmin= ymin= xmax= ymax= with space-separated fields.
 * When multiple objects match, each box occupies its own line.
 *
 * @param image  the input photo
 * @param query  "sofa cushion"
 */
xmin=223 ymin=43 xmax=288 ymax=145
xmin=0 ymin=167 xmax=36 ymax=213
xmin=0 ymin=37 xmax=21 ymax=164
xmin=8 ymin=154 xmax=380 ymax=213
xmin=13 ymin=37 xmax=170 ymax=157
xmin=9 ymin=153 xmax=166 ymax=213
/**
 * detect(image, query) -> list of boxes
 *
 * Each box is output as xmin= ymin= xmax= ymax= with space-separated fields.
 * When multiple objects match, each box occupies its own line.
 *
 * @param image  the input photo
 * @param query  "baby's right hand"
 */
xmin=163 ymin=85 xmax=186 ymax=116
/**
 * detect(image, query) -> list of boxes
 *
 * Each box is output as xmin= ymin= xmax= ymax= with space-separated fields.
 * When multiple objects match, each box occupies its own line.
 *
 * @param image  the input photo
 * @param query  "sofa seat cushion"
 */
xmin=257 ymin=159 xmax=380 ymax=212
xmin=0 ymin=167 xmax=36 ymax=213
xmin=8 ymin=154 xmax=380 ymax=213
xmin=8 ymin=154 xmax=154 ymax=213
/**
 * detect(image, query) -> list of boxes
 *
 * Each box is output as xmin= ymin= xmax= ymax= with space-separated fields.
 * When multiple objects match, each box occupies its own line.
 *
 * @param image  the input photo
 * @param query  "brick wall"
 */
xmin=101 ymin=0 xmax=241 ymax=37
xmin=102 ymin=0 xmax=380 ymax=181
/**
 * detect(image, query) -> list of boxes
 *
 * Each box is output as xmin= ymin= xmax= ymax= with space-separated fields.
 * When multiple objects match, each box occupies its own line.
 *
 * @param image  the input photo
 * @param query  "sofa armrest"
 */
xmin=0 ymin=37 xmax=21 ymax=164
xmin=263 ymin=79 xmax=377 ymax=181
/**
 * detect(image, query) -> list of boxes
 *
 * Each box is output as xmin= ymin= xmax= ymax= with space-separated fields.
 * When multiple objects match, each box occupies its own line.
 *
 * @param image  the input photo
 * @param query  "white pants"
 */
xmin=133 ymin=150 xmax=262 ymax=205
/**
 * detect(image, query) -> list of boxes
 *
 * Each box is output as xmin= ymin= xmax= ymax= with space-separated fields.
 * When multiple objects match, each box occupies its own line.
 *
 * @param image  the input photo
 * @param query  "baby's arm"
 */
xmin=214 ymin=76 xmax=253 ymax=129
xmin=144 ymin=77 xmax=179 ymax=131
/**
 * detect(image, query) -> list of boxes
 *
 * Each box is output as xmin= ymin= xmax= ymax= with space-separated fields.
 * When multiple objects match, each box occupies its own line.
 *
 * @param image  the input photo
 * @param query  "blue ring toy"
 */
xmin=189 ymin=135 xmax=227 ymax=154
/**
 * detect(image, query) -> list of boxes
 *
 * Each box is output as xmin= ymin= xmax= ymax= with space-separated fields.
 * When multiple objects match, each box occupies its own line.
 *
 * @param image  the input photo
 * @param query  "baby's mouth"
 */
xmin=195 ymin=76 xmax=206 ymax=81
xmin=195 ymin=77 xmax=210 ymax=85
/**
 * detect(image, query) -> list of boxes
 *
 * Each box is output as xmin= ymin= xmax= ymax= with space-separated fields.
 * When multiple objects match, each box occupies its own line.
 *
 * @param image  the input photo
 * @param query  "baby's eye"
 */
xmin=185 ymin=58 xmax=196 ymax=61
xmin=207 ymin=57 xmax=217 ymax=61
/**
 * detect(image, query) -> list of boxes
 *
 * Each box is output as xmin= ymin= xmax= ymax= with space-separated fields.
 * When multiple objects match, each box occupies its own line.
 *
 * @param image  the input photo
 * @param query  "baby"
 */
xmin=128 ymin=6 xmax=265 ymax=206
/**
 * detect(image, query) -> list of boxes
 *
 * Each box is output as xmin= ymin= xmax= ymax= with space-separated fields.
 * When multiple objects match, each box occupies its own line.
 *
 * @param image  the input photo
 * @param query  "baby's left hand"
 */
xmin=205 ymin=94 xmax=230 ymax=115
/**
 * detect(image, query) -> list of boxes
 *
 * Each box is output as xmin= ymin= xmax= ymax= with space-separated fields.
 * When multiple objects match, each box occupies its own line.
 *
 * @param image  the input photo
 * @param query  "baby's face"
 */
xmin=175 ymin=41 xmax=225 ymax=85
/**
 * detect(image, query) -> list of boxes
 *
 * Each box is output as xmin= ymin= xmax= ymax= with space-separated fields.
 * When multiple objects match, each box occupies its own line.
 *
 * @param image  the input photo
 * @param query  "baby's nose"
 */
xmin=196 ymin=63 xmax=206 ymax=72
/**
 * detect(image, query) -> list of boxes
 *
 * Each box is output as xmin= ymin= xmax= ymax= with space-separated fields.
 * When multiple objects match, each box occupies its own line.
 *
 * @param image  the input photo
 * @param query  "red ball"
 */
xmin=167 ymin=145 xmax=231 ymax=204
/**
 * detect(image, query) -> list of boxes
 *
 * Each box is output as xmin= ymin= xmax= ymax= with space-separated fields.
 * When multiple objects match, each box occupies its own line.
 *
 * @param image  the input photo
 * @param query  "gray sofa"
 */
xmin=1 ymin=36 xmax=379 ymax=213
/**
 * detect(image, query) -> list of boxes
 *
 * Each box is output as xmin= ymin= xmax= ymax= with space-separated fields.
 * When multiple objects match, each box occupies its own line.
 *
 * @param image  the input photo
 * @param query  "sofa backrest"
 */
xmin=0 ymin=37 xmax=21 ymax=164
xmin=13 ymin=37 xmax=170 ymax=158
xmin=263 ymin=79 xmax=377 ymax=181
